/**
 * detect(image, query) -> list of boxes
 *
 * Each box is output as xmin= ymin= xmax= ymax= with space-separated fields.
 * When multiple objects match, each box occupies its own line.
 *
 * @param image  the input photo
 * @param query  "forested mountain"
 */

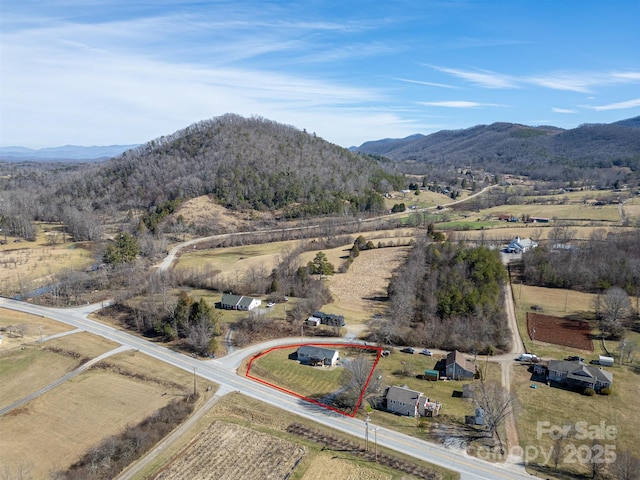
xmin=49 ymin=114 xmax=403 ymax=217
xmin=0 ymin=115 xmax=405 ymax=236
xmin=355 ymin=117 xmax=640 ymax=186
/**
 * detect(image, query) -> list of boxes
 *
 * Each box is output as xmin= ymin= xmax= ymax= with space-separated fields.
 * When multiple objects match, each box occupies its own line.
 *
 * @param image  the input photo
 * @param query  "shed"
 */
xmin=424 ymin=369 xmax=439 ymax=381
xmin=598 ymin=355 xmax=614 ymax=367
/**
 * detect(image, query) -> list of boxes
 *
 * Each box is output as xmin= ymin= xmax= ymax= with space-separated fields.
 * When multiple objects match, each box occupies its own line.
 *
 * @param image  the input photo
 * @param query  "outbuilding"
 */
xmin=598 ymin=355 xmax=614 ymax=367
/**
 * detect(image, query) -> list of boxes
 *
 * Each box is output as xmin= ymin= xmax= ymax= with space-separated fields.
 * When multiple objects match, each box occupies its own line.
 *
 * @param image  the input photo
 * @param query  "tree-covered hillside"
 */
xmin=52 ymin=114 xmax=403 ymax=217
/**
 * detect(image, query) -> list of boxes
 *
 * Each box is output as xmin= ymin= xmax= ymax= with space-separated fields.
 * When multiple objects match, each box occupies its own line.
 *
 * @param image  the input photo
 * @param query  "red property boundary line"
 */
xmin=245 ymin=343 xmax=382 ymax=418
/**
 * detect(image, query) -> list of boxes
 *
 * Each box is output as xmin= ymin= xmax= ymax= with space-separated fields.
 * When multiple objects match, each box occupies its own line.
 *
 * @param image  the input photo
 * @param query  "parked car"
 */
xmin=420 ymin=349 xmax=433 ymax=356
xmin=266 ymin=302 xmax=275 ymax=307
xmin=566 ymin=356 xmax=584 ymax=362
xmin=400 ymin=347 xmax=415 ymax=354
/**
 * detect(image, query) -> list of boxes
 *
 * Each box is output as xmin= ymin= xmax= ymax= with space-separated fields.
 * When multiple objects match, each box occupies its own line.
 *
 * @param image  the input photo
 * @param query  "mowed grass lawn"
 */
xmin=249 ymin=347 xmax=344 ymax=399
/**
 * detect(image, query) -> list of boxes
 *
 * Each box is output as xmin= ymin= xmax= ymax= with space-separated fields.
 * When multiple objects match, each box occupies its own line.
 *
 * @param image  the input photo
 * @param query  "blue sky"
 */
xmin=1 ymin=0 xmax=639 ymax=148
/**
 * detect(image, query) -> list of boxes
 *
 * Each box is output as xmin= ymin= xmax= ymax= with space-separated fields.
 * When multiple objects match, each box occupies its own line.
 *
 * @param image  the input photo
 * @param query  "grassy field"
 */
xmin=0 ymin=223 xmax=96 ymax=297
xmin=479 ymin=203 xmax=621 ymax=222
xmin=0 ymin=332 xmax=208 ymax=479
xmin=0 ymin=307 xmax=75 ymax=347
xmin=513 ymin=362 xmax=640 ymax=478
xmin=508 ymin=279 xmax=640 ymax=476
xmin=511 ymin=284 xmax=605 ymax=359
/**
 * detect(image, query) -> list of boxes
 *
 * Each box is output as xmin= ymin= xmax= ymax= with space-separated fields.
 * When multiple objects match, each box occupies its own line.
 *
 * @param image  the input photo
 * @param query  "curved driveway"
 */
xmin=0 ymin=297 xmax=535 ymax=480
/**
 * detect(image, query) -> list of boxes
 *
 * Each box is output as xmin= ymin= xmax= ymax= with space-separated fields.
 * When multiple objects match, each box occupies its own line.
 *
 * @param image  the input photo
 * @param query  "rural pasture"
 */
xmin=513 ymin=360 xmax=640 ymax=477
xmin=0 ymin=225 xmax=95 ymax=298
xmin=526 ymin=313 xmax=593 ymax=351
xmin=0 ymin=330 xmax=207 ymax=479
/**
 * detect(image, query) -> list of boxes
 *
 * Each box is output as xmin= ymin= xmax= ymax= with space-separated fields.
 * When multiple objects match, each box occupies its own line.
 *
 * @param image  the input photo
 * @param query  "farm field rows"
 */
xmin=154 ymin=420 xmax=306 ymax=480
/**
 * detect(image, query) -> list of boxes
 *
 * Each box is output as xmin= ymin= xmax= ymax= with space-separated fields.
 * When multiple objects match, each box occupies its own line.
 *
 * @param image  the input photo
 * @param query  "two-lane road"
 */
xmin=0 ymin=298 xmax=535 ymax=480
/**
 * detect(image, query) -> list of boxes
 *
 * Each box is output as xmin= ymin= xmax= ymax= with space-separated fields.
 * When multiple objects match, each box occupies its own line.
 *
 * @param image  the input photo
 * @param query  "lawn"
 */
xmin=248 ymin=346 xmax=345 ymax=399
xmin=513 ymin=362 xmax=640 ymax=478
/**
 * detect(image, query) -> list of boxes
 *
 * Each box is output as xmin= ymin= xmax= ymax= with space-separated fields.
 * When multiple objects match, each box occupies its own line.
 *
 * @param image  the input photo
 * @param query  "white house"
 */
xmin=296 ymin=345 xmax=340 ymax=366
xmin=385 ymin=386 xmax=442 ymax=417
xmin=220 ymin=293 xmax=261 ymax=311
xmin=506 ymin=236 xmax=538 ymax=254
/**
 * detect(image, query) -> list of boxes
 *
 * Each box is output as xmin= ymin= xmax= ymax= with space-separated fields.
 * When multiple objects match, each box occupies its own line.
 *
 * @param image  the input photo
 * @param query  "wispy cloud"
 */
xmin=552 ymin=108 xmax=577 ymax=114
xmin=431 ymin=65 xmax=640 ymax=93
xmin=584 ymin=98 xmax=640 ymax=111
xmin=418 ymin=101 xmax=506 ymax=108
xmin=429 ymin=65 xmax=518 ymax=89
xmin=394 ymin=77 xmax=458 ymax=89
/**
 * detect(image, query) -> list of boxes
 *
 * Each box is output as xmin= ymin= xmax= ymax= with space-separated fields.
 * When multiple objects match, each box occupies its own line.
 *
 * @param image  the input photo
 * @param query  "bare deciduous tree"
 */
xmin=474 ymin=380 xmax=517 ymax=440
xmin=609 ymin=449 xmax=640 ymax=480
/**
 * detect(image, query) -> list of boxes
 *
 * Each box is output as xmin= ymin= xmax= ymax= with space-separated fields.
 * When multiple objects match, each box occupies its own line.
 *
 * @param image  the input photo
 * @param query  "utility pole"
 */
xmin=364 ymin=414 xmax=370 ymax=451
xmin=38 ymin=325 xmax=43 ymax=344
xmin=373 ymin=427 xmax=378 ymax=462
xmin=193 ymin=367 xmax=197 ymax=395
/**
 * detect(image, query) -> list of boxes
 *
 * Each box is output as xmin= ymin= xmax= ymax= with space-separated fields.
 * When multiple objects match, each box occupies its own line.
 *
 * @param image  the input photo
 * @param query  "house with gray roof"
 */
xmin=547 ymin=359 xmax=613 ymax=392
xmin=385 ymin=385 xmax=441 ymax=417
xmin=445 ymin=350 xmax=476 ymax=380
xmin=296 ymin=345 xmax=340 ymax=366
xmin=220 ymin=293 xmax=261 ymax=311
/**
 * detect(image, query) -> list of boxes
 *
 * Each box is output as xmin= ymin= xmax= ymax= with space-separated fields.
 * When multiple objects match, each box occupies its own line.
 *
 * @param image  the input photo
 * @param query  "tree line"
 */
xmin=372 ymin=240 xmax=511 ymax=353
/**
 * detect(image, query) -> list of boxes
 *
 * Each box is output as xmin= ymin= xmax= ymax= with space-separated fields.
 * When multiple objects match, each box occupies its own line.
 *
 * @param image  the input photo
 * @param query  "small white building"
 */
xmin=506 ymin=236 xmax=538 ymax=254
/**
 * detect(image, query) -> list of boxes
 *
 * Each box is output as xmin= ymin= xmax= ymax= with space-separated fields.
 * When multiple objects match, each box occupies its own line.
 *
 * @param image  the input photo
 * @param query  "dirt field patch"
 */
xmin=526 ymin=312 xmax=593 ymax=351
xmin=153 ymin=420 xmax=305 ymax=480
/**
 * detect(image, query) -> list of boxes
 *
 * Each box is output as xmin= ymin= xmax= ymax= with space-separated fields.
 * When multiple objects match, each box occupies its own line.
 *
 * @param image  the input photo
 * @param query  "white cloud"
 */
xmin=419 ymin=101 xmax=505 ymax=108
xmin=552 ymin=108 xmax=577 ymax=114
xmin=587 ymin=98 xmax=640 ymax=111
xmin=393 ymin=77 xmax=458 ymax=89
xmin=429 ymin=66 xmax=518 ymax=89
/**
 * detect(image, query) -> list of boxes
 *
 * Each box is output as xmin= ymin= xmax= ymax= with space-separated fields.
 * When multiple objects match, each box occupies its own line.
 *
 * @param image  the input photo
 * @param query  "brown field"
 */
xmin=153 ymin=420 xmax=306 ymax=480
xmin=302 ymin=451 xmax=393 ymax=480
xmin=0 ymin=345 xmax=199 ymax=479
xmin=140 ymin=393 xmax=458 ymax=480
xmin=0 ymin=307 xmax=75 ymax=348
xmin=326 ymin=247 xmax=410 ymax=322
xmin=0 ymin=224 xmax=95 ymax=296
xmin=526 ymin=312 xmax=593 ymax=351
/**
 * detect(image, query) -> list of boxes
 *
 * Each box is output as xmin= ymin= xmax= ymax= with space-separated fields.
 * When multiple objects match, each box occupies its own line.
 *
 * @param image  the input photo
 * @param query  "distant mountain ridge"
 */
xmin=0 ymin=144 xmax=139 ymax=161
xmin=354 ymin=116 xmax=640 ymax=184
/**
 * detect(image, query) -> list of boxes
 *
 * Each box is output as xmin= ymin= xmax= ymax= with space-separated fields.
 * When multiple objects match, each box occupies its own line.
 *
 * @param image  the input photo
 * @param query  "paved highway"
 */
xmin=0 ymin=297 xmax=536 ymax=480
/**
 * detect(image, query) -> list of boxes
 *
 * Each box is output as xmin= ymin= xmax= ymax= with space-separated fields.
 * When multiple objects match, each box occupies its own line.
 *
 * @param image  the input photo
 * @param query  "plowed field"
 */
xmin=153 ymin=421 xmax=305 ymax=480
xmin=526 ymin=312 xmax=593 ymax=351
